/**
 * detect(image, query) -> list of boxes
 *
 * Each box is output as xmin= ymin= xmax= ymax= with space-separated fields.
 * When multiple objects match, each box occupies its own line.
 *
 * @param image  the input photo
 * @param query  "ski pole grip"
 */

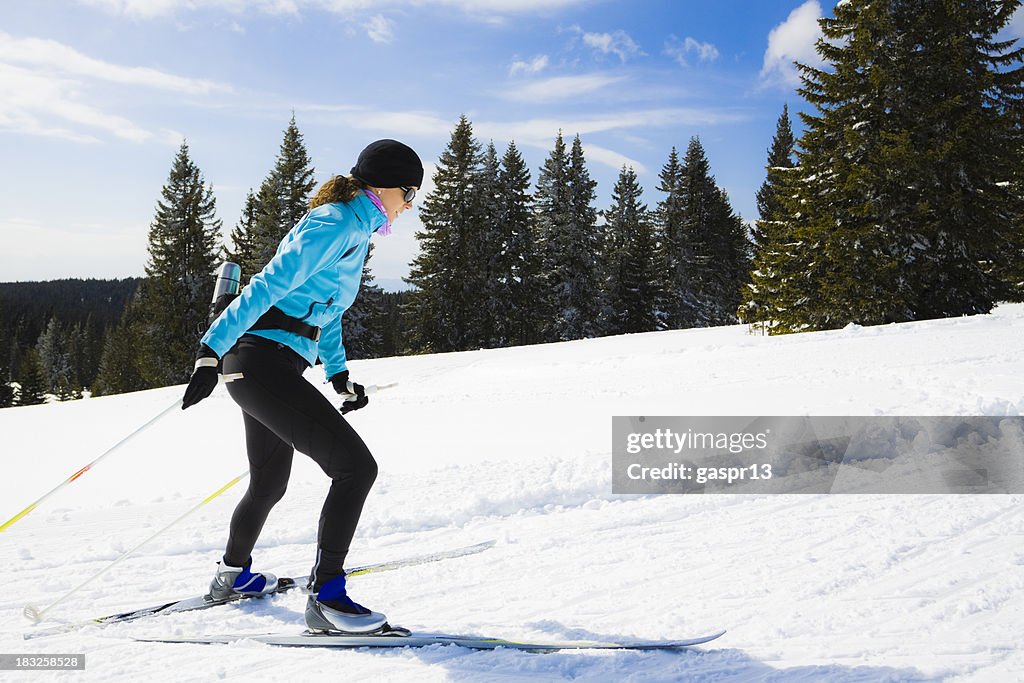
xmin=340 ymin=382 xmax=398 ymax=401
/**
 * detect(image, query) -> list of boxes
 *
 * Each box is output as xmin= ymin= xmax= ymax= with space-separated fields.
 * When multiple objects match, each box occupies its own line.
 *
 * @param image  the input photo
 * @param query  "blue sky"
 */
xmin=3 ymin=0 xmax=1022 ymax=287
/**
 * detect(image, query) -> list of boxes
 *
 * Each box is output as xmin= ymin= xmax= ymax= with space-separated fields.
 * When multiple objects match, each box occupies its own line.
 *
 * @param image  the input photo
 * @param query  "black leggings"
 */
xmin=221 ymin=335 xmax=377 ymax=590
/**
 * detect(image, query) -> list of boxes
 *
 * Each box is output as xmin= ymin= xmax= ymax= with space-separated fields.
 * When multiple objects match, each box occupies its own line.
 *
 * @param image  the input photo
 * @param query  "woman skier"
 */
xmin=180 ymin=139 xmax=423 ymax=634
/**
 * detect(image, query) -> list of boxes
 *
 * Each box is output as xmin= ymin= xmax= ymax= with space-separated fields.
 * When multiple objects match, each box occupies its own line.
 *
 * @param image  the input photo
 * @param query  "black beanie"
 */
xmin=350 ymin=139 xmax=424 ymax=189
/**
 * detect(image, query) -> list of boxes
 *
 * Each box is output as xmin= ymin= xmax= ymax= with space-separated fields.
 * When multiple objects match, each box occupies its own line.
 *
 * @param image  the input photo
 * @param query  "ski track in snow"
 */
xmin=1 ymin=304 xmax=1023 ymax=682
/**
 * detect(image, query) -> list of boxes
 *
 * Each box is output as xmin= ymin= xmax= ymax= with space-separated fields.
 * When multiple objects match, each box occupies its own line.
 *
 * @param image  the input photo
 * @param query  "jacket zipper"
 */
xmin=298 ymin=297 xmax=334 ymax=322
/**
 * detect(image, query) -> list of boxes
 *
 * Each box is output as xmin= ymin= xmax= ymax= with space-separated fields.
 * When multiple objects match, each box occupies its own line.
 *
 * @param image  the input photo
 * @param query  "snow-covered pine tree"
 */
xmin=35 ymin=317 xmax=79 ymax=400
xmin=540 ymin=134 xmax=604 ymax=341
xmin=775 ymin=0 xmax=1024 ymax=332
xmin=754 ymin=104 xmax=796 ymax=254
xmin=676 ymin=137 xmax=749 ymax=326
xmin=654 ymin=147 xmax=699 ymax=329
xmin=406 ymin=115 xmax=484 ymax=353
xmin=679 ymin=138 xmax=716 ymax=326
xmin=135 ymin=142 xmax=222 ymax=387
xmin=534 ymin=131 xmax=571 ymax=342
xmin=896 ymin=0 xmax=1024 ymax=315
xmin=742 ymin=105 xmax=798 ymax=327
xmin=603 ymin=166 xmax=659 ymax=335
xmin=472 ymin=142 xmax=504 ymax=348
xmin=497 ymin=140 xmax=542 ymax=347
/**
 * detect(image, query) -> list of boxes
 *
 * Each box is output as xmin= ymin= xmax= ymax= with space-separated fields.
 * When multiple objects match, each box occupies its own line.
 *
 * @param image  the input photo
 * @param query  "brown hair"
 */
xmin=309 ymin=175 xmax=369 ymax=210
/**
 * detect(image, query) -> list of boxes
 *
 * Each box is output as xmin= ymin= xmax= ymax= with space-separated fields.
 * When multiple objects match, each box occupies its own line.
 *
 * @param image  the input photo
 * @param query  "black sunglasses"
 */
xmin=400 ymin=186 xmax=417 ymax=203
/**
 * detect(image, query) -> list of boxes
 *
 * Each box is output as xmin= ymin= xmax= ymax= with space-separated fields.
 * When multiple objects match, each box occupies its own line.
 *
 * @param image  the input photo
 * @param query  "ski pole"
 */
xmin=339 ymin=381 xmax=399 ymax=402
xmin=23 ymin=469 xmax=250 ymax=624
xmin=0 ymin=397 xmax=183 ymax=536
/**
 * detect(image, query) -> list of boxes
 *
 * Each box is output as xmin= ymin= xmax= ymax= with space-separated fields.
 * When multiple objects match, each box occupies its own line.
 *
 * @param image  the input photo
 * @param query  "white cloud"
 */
xmin=0 ymin=32 xmax=230 ymax=94
xmin=664 ymin=35 xmax=720 ymax=67
xmin=366 ymin=14 xmax=395 ymax=43
xmin=581 ymin=143 xmax=647 ymax=174
xmin=579 ymin=29 xmax=643 ymax=63
xmin=761 ymin=0 xmax=825 ymax=87
xmin=509 ymin=54 xmax=549 ymax=77
xmin=0 ymin=33 xmax=225 ymax=144
xmin=299 ymin=101 xmax=745 ymax=153
xmin=0 ymin=63 xmax=160 ymax=143
xmin=301 ymin=106 xmax=454 ymax=138
xmin=498 ymin=73 xmax=626 ymax=103
xmin=473 ymin=108 xmax=748 ymax=150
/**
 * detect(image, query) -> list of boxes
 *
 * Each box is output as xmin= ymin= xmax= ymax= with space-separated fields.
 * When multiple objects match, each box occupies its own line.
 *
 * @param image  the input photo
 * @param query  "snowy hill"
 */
xmin=1 ymin=305 xmax=1023 ymax=682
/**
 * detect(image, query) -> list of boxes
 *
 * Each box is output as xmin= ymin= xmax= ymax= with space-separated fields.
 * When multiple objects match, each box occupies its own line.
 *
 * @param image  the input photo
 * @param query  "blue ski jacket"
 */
xmin=201 ymin=192 xmax=386 ymax=380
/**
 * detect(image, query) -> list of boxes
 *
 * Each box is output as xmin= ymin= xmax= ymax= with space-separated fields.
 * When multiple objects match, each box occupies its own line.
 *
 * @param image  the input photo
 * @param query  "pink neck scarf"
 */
xmin=363 ymin=189 xmax=392 ymax=237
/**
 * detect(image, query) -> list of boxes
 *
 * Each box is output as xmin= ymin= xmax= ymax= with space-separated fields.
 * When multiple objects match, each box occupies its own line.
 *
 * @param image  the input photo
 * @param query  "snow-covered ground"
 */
xmin=1 ymin=305 xmax=1023 ymax=682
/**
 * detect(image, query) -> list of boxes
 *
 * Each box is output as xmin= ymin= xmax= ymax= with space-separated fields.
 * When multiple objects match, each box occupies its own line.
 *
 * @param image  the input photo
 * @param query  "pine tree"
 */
xmin=15 ymin=349 xmax=47 ymax=406
xmin=276 ymin=113 xmax=317 ymax=231
xmin=538 ymin=134 xmax=604 ymax=341
xmin=225 ymin=189 xmax=262 ymax=276
xmin=342 ymin=243 xmax=386 ymax=361
xmin=654 ymin=147 xmax=700 ymax=329
xmin=0 ymin=299 xmax=13 ymax=408
xmin=754 ymin=105 xmax=797 ymax=251
xmin=534 ymin=131 xmax=571 ymax=341
xmin=603 ymin=166 xmax=659 ymax=334
xmin=68 ymin=317 xmax=100 ymax=394
xmin=35 ymin=317 xmax=79 ymax=400
xmin=0 ymin=372 xmax=12 ymax=408
xmin=497 ymin=141 xmax=542 ymax=347
xmin=406 ymin=115 xmax=484 ymax=353
xmin=710 ymin=186 xmax=752 ymax=325
xmin=93 ymin=291 xmax=147 ymax=396
xmin=743 ymin=106 xmax=799 ymax=326
xmin=250 ymin=180 xmax=285 ymax=273
xmin=764 ymin=0 xmax=1024 ymax=333
xmin=470 ymin=141 xmax=504 ymax=348
xmin=674 ymin=137 xmax=750 ymax=326
xmin=232 ymin=115 xmax=317 ymax=275
xmin=379 ymin=291 xmax=411 ymax=357
xmin=135 ymin=141 xmax=222 ymax=387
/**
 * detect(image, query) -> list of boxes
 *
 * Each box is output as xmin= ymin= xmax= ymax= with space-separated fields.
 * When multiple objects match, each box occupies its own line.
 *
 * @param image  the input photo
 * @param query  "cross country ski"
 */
xmin=24 ymin=541 xmax=494 ymax=640
xmin=138 ymin=628 xmax=728 ymax=652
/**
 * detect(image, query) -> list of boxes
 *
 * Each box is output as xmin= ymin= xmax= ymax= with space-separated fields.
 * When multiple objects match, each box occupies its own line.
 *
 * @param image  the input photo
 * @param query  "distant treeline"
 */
xmin=0 ymin=279 xmax=141 ymax=402
xmin=0 ymin=278 xmax=408 ymax=407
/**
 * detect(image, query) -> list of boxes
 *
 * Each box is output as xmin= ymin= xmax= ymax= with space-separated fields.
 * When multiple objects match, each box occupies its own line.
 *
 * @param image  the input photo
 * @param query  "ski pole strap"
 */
xmin=249 ymin=306 xmax=321 ymax=342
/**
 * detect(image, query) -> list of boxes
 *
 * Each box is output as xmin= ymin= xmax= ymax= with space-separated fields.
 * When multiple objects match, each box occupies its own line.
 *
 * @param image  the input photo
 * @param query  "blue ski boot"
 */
xmin=208 ymin=558 xmax=279 ymax=600
xmin=305 ymin=573 xmax=387 ymax=634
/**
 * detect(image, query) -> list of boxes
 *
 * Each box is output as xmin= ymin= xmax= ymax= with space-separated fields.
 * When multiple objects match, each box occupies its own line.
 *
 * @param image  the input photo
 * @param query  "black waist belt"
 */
xmin=249 ymin=307 xmax=321 ymax=342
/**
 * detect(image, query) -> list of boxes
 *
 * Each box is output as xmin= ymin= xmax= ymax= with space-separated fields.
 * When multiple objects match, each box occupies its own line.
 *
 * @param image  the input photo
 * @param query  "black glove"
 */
xmin=182 ymin=344 xmax=220 ymax=410
xmin=330 ymin=371 xmax=369 ymax=415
